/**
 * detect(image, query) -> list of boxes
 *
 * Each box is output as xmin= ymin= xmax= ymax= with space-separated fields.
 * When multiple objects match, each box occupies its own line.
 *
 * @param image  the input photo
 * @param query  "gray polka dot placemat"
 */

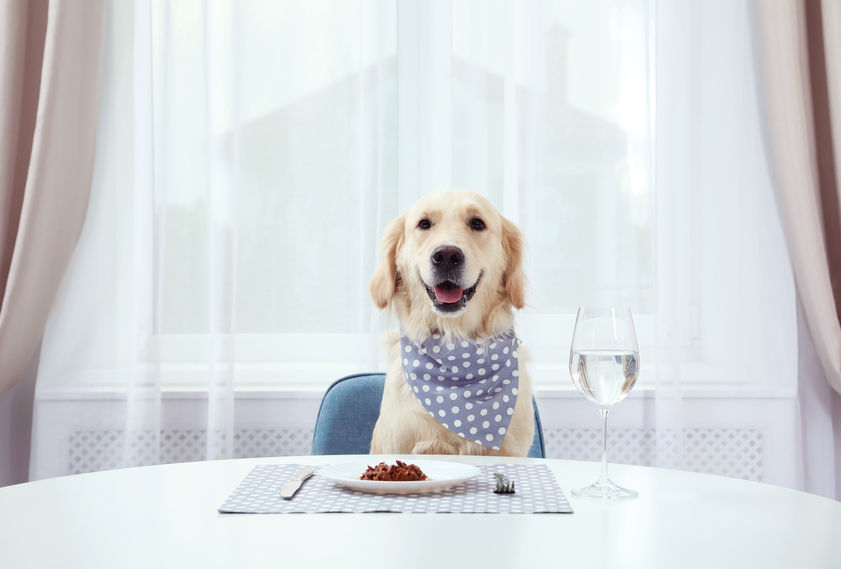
xmin=218 ymin=463 xmax=573 ymax=514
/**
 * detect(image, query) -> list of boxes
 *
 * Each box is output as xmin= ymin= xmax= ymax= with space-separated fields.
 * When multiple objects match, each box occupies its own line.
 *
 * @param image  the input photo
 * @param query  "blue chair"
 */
xmin=311 ymin=372 xmax=546 ymax=457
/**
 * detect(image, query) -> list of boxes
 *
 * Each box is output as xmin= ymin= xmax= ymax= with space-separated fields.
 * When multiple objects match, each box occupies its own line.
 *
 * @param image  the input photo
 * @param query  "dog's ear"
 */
xmin=501 ymin=216 xmax=526 ymax=309
xmin=370 ymin=214 xmax=406 ymax=309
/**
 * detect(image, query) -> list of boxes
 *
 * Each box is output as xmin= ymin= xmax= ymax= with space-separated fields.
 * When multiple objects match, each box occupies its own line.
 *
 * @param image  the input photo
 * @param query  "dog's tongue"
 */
xmin=434 ymin=285 xmax=464 ymax=303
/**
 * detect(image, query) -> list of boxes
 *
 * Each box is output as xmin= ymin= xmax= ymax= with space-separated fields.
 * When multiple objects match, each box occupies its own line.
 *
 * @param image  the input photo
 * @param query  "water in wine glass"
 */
xmin=570 ymin=350 xmax=639 ymax=409
xmin=568 ymin=306 xmax=639 ymax=499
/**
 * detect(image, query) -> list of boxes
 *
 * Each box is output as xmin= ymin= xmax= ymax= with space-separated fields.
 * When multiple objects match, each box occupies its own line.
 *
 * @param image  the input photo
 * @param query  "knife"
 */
xmin=280 ymin=467 xmax=314 ymax=499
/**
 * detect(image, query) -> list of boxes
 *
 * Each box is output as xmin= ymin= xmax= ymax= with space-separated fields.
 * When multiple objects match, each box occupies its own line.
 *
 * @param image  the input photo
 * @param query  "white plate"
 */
xmin=320 ymin=459 xmax=481 ymax=495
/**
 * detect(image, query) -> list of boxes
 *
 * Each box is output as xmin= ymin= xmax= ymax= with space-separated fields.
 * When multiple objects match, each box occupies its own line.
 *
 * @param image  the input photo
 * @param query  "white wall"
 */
xmin=795 ymin=307 xmax=841 ymax=498
xmin=0 ymin=347 xmax=39 ymax=486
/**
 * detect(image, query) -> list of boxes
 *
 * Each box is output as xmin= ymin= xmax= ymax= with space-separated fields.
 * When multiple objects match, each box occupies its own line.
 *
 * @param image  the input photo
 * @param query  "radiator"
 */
xmin=68 ymin=427 xmax=762 ymax=481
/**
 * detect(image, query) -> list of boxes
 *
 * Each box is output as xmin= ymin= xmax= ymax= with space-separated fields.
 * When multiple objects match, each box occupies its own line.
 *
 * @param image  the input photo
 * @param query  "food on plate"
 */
xmin=359 ymin=460 xmax=428 ymax=481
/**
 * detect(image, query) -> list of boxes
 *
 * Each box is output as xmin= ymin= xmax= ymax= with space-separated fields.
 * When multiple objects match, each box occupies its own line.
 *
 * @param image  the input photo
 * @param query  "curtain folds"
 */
xmin=755 ymin=0 xmax=841 ymax=395
xmin=0 ymin=0 xmax=107 ymax=396
xmin=755 ymin=0 xmax=841 ymax=498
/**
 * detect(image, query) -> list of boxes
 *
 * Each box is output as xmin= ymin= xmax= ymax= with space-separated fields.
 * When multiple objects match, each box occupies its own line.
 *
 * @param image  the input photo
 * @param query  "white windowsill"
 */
xmin=35 ymin=381 xmax=797 ymax=401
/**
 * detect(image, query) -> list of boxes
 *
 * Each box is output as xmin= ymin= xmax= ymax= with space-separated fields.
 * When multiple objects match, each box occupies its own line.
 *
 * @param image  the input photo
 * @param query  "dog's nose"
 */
xmin=431 ymin=246 xmax=464 ymax=271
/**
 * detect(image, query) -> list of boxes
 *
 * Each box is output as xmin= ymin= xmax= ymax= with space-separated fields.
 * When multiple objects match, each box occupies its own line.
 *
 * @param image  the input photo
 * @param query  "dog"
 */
xmin=369 ymin=190 xmax=534 ymax=456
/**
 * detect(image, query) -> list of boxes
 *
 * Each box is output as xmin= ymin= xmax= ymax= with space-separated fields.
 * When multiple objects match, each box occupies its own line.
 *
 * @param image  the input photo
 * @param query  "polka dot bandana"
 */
xmin=400 ymin=330 xmax=521 ymax=450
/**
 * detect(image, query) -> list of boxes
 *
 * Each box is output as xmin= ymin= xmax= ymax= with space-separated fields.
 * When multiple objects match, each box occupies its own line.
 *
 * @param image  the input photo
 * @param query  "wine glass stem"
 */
xmin=598 ymin=408 xmax=610 ymax=485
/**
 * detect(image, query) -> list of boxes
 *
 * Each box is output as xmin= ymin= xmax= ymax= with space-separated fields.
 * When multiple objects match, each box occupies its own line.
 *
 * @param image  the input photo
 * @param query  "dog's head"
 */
xmin=370 ymin=190 xmax=526 ymax=338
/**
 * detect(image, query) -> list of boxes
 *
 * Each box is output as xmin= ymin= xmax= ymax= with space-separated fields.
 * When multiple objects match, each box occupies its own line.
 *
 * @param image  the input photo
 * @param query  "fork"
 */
xmin=493 ymin=472 xmax=515 ymax=494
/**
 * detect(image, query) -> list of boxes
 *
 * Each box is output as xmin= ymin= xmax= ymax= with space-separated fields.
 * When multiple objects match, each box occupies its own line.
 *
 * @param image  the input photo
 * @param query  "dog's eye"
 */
xmin=417 ymin=218 xmax=432 ymax=230
xmin=469 ymin=217 xmax=486 ymax=231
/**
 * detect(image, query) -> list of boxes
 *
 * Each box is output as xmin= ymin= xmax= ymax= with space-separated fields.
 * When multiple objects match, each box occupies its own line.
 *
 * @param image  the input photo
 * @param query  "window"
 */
xmin=38 ymin=0 xmax=795 ymax=396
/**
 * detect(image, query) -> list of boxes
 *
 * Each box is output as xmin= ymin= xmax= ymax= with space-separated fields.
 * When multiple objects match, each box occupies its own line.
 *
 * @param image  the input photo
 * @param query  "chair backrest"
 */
xmin=311 ymin=373 xmax=546 ymax=457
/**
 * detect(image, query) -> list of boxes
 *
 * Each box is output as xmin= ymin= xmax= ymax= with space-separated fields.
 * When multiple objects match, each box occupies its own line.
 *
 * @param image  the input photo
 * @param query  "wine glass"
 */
xmin=569 ymin=306 xmax=640 ymax=499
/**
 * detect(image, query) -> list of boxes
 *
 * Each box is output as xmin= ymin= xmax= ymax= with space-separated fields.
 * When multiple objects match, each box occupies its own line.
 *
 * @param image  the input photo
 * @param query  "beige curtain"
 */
xmin=756 ymin=0 xmax=841 ymax=395
xmin=0 ymin=0 xmax=106 ymax=396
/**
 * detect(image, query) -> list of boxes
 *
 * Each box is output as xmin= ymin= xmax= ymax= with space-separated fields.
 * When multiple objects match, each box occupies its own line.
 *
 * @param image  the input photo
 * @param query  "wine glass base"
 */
xmin=572 ymin=480 xmax=638 ymax=500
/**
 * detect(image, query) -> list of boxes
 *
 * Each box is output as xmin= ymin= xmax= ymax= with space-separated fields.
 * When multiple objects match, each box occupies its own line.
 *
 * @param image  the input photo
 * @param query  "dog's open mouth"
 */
xmin=423 ymin=273 xmax=482 ymax=313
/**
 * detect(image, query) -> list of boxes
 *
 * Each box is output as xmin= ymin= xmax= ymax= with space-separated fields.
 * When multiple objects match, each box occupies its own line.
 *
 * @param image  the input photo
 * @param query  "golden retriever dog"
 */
xmin=369 ymin=190 xmax=534 ymax=456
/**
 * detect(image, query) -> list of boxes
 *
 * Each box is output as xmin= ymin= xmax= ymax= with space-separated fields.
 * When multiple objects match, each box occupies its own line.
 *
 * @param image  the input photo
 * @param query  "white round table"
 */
xmin=1 ymin=455 xmax=839 ymax=568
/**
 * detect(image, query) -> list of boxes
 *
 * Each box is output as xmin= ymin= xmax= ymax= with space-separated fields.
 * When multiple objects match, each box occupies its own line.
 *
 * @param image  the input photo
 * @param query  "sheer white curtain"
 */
xmin=30 ymin=0 xmax=800 ymax=488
